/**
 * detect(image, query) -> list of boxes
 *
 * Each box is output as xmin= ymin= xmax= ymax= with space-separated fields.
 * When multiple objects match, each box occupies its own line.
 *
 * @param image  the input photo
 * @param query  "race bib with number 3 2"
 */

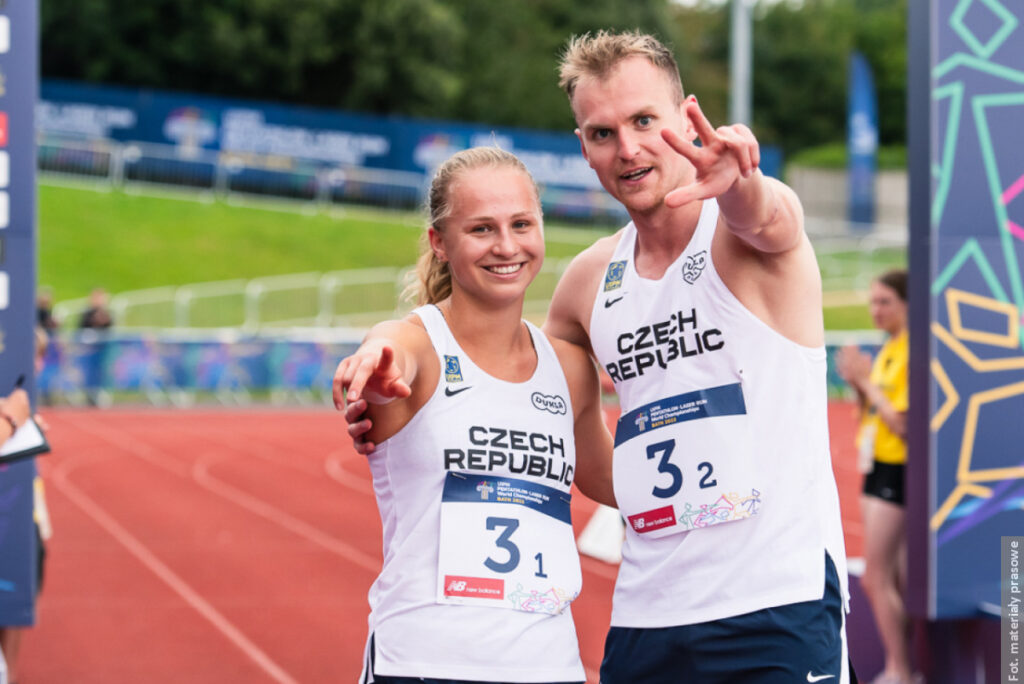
xmin=613 ymin=383 xmax=763 ymax=539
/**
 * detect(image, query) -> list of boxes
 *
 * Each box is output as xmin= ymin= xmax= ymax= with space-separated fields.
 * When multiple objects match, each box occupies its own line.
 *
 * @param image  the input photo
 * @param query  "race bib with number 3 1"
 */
xmin=437 ymin=472 xmax=581 ymax=615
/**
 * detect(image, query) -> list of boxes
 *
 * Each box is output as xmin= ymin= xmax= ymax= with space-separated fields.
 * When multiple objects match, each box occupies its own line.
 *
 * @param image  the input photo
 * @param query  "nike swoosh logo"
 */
xmin=604 ymin=296 xmax=624 ymax=308
xmin=444 ymin=386 xmax=472 ymax=397
xmin=807 ymin=673 xmax=835 ymax=682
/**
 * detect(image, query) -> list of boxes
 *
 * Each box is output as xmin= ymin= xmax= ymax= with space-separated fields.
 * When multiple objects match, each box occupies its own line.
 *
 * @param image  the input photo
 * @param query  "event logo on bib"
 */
xmin=603 ymin=260 xmax=627 ymax=291
xmin=682 ymin=250 xmax=707 ymax=284
xmin=444 ymin=355 xmax=464 ymax=383
xmin=476 ymin=480 xmax=495 ymax=500
xmin=634 ymin=411 xmax=649 ymax=432
xmin=531 ymin=392 xmax=567 ymax=415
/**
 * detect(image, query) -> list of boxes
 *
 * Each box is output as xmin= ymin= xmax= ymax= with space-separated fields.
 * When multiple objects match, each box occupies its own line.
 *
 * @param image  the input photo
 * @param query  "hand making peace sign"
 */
xmin=661 ymin=97 xmax=761 ymax=209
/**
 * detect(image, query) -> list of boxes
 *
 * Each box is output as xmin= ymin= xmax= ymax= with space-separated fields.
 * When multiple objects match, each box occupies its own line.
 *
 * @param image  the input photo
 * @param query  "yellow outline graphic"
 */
xmin=931 ymin=322 xmax=1024 ymax=371
xmin=930 ymin=359 xmax=959 ymax=431
xmin=930 ymin=379 xmax=1024 ymax=530
xmin=946 ymin=288 xmax=1020 ymax=348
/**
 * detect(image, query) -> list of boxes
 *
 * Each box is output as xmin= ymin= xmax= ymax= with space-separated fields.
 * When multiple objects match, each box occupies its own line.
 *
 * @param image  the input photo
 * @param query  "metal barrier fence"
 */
xmin=51 ymin=227 xmax=906 ymax=335
xmin=52 ymin=261 xmax=576 ymax=333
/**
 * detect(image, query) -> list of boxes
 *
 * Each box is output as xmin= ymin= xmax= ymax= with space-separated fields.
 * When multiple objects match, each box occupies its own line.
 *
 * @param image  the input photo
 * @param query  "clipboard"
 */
xmin=0 ymin=417 xmax=51 ymax=463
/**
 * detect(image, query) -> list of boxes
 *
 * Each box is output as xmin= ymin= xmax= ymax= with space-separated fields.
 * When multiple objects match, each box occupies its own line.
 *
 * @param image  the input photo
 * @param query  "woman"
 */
xmin=334 ymin=147 xmax=614 ymax=683
xmin=837 ymin=269 xmax=912 ymax=684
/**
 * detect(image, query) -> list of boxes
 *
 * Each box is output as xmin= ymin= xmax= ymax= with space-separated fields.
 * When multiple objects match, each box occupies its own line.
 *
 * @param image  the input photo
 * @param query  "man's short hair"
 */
xmin=558 ymin=30 xmax=684 ymax=106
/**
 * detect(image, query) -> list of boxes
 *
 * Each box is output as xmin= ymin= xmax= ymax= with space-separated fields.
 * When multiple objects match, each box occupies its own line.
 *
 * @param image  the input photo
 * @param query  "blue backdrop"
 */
xmin=0 ymin=0 xmax=39 ymax=628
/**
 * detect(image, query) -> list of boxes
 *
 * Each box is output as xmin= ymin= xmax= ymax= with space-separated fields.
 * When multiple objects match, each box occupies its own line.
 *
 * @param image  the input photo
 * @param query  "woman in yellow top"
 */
xmin=837 ymin=269 xmax=912 ymax=684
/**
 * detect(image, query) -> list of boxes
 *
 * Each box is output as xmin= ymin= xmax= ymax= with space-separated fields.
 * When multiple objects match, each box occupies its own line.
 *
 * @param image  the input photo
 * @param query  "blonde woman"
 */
xmin=334 ymin=147 xmax=614 ymax=683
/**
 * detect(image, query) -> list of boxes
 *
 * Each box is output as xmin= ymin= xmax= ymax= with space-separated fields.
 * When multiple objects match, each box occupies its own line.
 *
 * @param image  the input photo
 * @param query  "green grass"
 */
xmin=39 ymin=183 xmax=607 ymax=302
xmin=38 ymin=181 xmax=892 ymax=330
xmin=824 ymin=305 xmax=872 ymax=330
xmin=786 ymin=143 xmax=907 ymax=171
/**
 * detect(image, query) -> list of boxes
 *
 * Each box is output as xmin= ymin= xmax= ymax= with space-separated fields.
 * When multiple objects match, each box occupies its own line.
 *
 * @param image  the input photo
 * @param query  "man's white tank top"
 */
xmin=362 ymin=305 xmax=585 ymax=682
xmin=589 ymin=199 xmax=848 ymax=628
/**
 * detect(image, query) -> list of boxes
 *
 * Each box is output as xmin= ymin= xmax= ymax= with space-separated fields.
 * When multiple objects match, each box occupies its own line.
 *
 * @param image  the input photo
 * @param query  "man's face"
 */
xmin=571 ymin=57 xmax=694 ymax=217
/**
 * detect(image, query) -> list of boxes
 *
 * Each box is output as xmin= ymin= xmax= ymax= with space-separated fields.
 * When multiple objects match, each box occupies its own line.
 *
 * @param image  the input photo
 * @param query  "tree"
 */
xmin=40 ymin=0 xmax=679 ymax=131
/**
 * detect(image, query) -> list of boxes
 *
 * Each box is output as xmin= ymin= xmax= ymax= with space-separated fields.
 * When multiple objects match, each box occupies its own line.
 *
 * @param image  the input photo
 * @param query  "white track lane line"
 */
xmin=323 ymin=450 xmax=375 ymax=493
xmin=182 ymin=426 xmax=375 ymax=494
xmin=193 ymin=455 xmax=381 ymax=573
xmin=50 ymin=460 xmax=299 ymax=684
xmin=59 ymin=414 xmax=381 ymax=572
xmin=59 ymin=413 xmax=192 ymax=478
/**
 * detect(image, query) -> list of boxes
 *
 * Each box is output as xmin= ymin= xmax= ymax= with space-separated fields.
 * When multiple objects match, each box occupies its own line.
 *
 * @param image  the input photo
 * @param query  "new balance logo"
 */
xmin=604 ymin=296 xmax=624 ymax=308
xmin=445 ymin=386 xmax=472 ymax=397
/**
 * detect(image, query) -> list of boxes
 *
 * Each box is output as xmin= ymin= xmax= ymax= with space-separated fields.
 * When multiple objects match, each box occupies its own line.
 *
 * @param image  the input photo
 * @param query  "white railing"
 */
xmin=52 ymin=261 xmax=578 ymax=333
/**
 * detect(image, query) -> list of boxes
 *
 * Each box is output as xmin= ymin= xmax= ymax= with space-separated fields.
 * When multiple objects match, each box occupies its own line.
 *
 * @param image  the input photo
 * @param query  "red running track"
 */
xmin=18 ymin=403 xmax=861 ymax=683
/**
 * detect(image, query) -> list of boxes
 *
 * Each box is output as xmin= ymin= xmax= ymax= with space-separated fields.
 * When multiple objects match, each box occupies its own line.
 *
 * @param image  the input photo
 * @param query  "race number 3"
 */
xmin=484 ymin=517 xmax=520 ymax=573
xmin=646 ymin=439 xmax=682 ymax=498
xmin=645 ymin=439 xmax=717 ymax=497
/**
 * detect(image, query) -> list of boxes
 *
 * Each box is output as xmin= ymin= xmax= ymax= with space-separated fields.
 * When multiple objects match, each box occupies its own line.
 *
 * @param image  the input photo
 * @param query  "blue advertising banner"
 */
xmin=39 ymin=80 xmax=601 ymax=190
xmin=0 ymin=0 xmax=39 ymax=627
xmin=847 ymin=52 xmax=878 ymax=225
xmin=36 ymin=334 xmax=863 ymax=403
xmin=37 ymin=79 xmax=783 ymax=222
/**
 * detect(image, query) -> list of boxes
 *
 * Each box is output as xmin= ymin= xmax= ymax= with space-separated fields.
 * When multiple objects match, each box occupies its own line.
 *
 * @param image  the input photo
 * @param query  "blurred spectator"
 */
xmin=36 ymin=289 xmax=60 ymax=336
xmin=837 ymin=269 xmax=914 ymax=684
xmin=78 ymin=289 xmax=114 ymax=406
xmin=78 ymin=288 xmax=114 ymax=330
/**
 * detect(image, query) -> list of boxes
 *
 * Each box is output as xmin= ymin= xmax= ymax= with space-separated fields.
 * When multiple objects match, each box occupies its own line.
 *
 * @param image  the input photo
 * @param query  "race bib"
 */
xmin=613 ymin=383 xmax=762 ymax=539
xmin=437 ymin=472 xmax=581 ymax=615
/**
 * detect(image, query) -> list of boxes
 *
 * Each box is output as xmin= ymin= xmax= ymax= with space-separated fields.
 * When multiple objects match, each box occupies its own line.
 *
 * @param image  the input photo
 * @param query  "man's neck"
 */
xmin=630 ymin=200 xmax=705 ymax=279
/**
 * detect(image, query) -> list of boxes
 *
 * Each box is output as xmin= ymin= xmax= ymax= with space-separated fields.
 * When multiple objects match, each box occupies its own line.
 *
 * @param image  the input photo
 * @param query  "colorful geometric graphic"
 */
xmin=927 ymin=0 xmax=1024 ymax=617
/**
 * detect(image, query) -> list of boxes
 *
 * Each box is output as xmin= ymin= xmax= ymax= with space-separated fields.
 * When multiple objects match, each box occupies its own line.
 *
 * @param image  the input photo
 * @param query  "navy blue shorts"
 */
xmin=600 ymin=553 xmax=846 ymax=684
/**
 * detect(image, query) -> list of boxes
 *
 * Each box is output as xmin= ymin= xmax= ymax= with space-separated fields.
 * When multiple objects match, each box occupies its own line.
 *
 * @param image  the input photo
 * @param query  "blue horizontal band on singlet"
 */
xmin=614 ymin=382 xmax=747 ymax=447
xmin=442 ymin=472 xmax=572 ymax=524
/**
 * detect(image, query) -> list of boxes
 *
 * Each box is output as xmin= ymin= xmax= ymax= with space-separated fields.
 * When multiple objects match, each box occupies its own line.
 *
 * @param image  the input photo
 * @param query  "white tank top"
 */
xmin=363 ymin=305 xmax=585 ymax=682
xmin=589 ymin=200 xmax=848 ymax=628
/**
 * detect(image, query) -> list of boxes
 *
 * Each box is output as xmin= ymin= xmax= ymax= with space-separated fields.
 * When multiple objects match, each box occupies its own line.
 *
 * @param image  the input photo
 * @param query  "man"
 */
xmin=339 ymin=30 xmax=850 ymax=684
xmin=548 ymin=30 xmax=849 ymax=683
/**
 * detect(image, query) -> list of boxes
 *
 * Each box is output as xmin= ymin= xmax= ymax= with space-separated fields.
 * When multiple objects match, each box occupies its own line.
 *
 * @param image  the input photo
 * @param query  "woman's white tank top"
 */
xmin=363 ymin=304 xmax=585 ymax=682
